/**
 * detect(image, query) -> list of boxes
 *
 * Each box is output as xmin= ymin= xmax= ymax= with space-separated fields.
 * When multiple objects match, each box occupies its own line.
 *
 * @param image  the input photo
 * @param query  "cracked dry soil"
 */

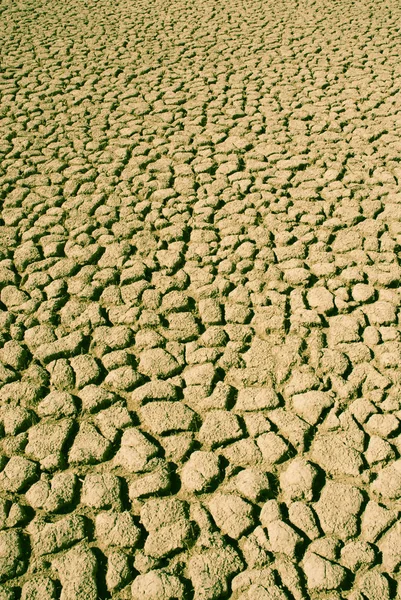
xmin=1 ymin=0 xmax=401 ymax=598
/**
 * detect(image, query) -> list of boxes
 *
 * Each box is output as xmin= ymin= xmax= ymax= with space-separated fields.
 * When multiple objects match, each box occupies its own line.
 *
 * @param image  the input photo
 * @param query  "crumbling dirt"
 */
xmin=1 ymin=0 xmax=401 ymax=598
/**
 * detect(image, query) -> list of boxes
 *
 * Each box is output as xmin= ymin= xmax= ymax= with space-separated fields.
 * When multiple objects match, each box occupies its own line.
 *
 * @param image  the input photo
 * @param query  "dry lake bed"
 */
xmin=1 ymin=0 xmax=401 ymax=598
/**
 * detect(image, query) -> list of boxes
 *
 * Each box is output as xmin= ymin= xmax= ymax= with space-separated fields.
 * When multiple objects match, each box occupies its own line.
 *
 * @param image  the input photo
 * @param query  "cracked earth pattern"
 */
xmin=1 ymin=0 xmax=401 ymax=598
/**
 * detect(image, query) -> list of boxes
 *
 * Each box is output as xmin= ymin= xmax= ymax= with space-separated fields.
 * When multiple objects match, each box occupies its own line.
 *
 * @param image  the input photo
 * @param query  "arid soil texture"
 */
xmin=1 ymin=0 xmax=401 ymax=598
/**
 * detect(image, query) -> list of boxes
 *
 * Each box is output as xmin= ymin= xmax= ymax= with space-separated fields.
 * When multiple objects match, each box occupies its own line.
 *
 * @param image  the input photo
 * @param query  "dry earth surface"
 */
xmin=1 ymin=0 xmax=401 ymax=598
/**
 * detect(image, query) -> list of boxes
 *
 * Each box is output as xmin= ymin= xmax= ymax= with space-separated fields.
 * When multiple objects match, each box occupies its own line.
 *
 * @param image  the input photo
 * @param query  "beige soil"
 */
xmin=1 ymin=0 xmax=401 ymax=598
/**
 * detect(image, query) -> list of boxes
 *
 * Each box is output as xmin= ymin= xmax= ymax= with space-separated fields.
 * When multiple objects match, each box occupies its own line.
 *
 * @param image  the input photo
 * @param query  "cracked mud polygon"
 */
xmin=1 ymin=0 xmax=401 ymax=598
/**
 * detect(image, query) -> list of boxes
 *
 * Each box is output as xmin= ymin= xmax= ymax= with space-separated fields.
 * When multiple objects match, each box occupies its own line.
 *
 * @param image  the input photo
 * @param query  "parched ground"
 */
xmin=1 ymin=0 xmax=401 ymax=598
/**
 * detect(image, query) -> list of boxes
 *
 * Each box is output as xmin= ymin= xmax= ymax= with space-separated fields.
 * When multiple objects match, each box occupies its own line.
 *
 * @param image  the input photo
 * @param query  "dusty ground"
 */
xmin=1 ymin=0 xmax=401 ymax=598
